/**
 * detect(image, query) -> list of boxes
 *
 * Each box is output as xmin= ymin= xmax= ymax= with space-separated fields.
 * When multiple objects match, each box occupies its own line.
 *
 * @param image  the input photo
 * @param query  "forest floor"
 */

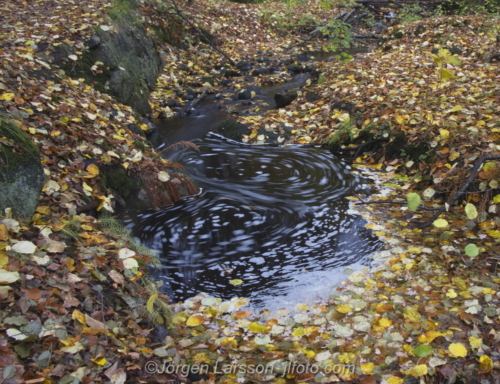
xmin=0 ymin=0 xmax=500 ymax=383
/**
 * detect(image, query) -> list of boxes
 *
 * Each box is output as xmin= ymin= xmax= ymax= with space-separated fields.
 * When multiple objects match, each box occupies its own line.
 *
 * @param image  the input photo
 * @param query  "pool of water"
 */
xmin=123 ymin=135 xmax=382 ymax=309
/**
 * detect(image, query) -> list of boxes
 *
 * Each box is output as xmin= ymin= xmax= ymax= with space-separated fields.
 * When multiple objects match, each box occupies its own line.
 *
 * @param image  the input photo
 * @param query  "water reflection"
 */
xmin=124 ymin=135 xmax=382 ymax=307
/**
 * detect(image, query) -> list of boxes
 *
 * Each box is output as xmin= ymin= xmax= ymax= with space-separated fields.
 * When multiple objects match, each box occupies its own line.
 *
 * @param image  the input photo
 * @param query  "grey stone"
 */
xmin=0 ymin=116 xmax=44 ymax=218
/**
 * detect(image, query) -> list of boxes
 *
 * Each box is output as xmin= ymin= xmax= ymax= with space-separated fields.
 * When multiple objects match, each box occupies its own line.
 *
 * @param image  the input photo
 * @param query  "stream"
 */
xmin=124 ymin=57 xmax=383 ymax=310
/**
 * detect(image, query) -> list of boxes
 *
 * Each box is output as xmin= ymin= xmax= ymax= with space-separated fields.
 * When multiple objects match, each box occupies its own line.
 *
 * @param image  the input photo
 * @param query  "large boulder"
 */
xmin=44 ymin=0 xmax=166 ymax=116
xmin=0 ymin=115 xmax=45 ymax=218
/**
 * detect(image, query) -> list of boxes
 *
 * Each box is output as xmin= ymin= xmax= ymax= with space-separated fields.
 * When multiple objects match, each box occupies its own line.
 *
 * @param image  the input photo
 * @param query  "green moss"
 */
xmin=0 ymin=113 xmax=40 ymax=170
xmin=0 ymin=113 xmax=44 ymax=218
xmin=134 ymin=141 xmax=146 ymax=151
xmin=103 ymin=166 xmax=133 ymax=198
xmin=385 ymin=132 xmax=407 ymax=159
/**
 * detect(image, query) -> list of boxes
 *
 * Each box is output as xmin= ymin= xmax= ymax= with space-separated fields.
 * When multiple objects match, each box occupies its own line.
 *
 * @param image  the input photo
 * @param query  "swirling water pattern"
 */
xmin=125 ymin=135 xmax=382 ymax=307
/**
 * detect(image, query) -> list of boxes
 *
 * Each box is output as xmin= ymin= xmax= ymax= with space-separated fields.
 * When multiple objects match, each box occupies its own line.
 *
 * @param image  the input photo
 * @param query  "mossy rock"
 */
xmin=101 ymin=165 xmax=140 ymax=198
xmin=0 ymin=114 xmax=45 ymax=218
xmin=213 ymin=118 xmax=251 ymax=141
xmin=385 ymin=132 xmax=407 ymax=159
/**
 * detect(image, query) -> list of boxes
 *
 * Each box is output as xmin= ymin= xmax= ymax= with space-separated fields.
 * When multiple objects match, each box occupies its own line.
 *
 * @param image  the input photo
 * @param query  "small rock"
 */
xmin=220 ymin=79 xmax=233 ymax=86
xmin=86 ymin=35 xmax=101 ymax=49
xmin=305 ymin=91 xmax=320 ymax=102
xmin=296 ymin=54 xmax=310 ymax=62
xmin=449 ymin=46 xmax=463 ymax=55
xmin=286 ymin=64 xmax=302 ymax=74
xmin=127 ymin=124 xmax=146 ymax=138
xmin=165 ymin=100 xmax=178 ymax=108
xmin=182 ymin=94 xmax=194 ymax=101
xmin=331 ymin=101 xmax=357 ymax=114
xmin=414 ymin=24 xmax=426 ymax=36
xmin=138 ymin=118 xmax=158 ymax=137
xmin=252 ymin=68 xmax=270 ymax=76
xmin=224 ymin=70 xmax=241 ymax=78
xmin=236 ymin=61 xmax=252 ymax=71
xmin=275 ymin=91 xmax=298 ymax=108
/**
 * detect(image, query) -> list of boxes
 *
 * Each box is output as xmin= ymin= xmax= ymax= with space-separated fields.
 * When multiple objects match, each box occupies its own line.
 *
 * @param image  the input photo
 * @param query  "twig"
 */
xmin=182 ymin=89 xmax=207 ymax=116
xmin=417 ymin=155 xmax=500 ymax=228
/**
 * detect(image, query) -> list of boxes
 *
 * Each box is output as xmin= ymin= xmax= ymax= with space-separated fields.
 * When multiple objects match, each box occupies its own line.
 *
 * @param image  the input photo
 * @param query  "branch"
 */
xmin=417 ymin=155 xmax=500 ymax=228
xmin=182 ymin=89 xmax=208 ymax=116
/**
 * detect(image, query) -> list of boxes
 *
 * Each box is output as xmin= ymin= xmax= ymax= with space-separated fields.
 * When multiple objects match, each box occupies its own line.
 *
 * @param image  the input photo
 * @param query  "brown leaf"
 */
xmin=63 ymin=295 xmax=81 ymax=308
xmin=0 ymin=224 xmax=8 ymax=241
xmin=85 ymin=314 xmax=106 ymax=331
xmin=108 ymin=270 xmax=125 ymax=285
xmin=23 ymin=288 xmax=42 ymax=300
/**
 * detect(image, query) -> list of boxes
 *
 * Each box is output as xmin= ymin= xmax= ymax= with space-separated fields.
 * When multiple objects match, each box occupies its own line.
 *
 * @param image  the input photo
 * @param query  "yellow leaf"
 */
xmin=395 ymin=115 xmax=405 ymax=125
xmin=229 ymin=279 xmax=243 ymax=286
xmin=449 ymin=105 xmax=462 ymax=112
xmin=186 ymin=314 xmax=207 ymax=327
xmin=292 ymin=327 xmax=305 ymax=337
xmin=479 ymin=355 xmax=493 ymax=373
xmin=439 ymin=129 xmax=450 ymax=139
xmin=360 ymin=362 xmax=375 ymax=375
xmin=82 ymin=182 xmax=92 ymax=192
xmin=469 ymin=336 xmax=482 ymax=349
xmin=433 ymin=218 xmax=449 ymax=228
xmin=417 ymin=331 xmax=443 ymax=343
xmin=0 ymin=252 xmax=8 ymax=268
xmin=379 ymin=318 xmax=392 ymax=327
xmin=86 ymin=164 xmax=99 ymax=175
xmin=0 ymin=93 xmax=15 ymax=101
xmin=146 ymin=294 xmax=158 ymax=313
xmin=486 ymin=230 xmax=500 ymax=239
xmin=404 ymin=308 xmax=421 ymax=322
xmin=36 ymin=206 xmax=51 ymax=214
xmin=439 ymin=68 xmax=454 ymax=82
xmin=446 ymin=289 xmax=457 ymax=298
xmin=404 ymin=364 xmax=428 ymax=377
xmin=336 ymin=304 xmax=352 ymax=314
xmin=387 ymin=377 xmax=404 ymax=384
xmin=304 ymin=350 xmax=315 ymax=359
xmin=72 ymin=309 xmax=86 ymax=324
xmin=448 ymin=343 xmax=467 ymax=357
xmin=91 ymin=357 xmax=107 ymax=366
xmin=81 ymin=224 xmax=93 ymax=231
xmin=449 ymin=152 xmax=460 ymax=161
xmin=248 ymin=323 xmax=269 ymax=334
xmin=375 ymin=303 xmax=393 ymax=313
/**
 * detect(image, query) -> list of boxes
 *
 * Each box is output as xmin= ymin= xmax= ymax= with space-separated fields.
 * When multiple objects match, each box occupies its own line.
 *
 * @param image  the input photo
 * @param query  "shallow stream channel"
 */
xmin=123 ymin=58 xmax=383 ymax=311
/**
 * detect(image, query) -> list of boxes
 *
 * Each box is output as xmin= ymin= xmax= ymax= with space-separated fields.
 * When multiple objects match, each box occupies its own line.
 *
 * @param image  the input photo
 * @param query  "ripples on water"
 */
xmin=124 ymin=135 xmax=382 ymax=309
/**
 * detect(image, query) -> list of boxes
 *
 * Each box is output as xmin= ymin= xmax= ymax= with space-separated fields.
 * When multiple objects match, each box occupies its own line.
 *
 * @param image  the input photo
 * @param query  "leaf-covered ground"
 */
xmin=1 ymin=0 xmax=500 ymax=383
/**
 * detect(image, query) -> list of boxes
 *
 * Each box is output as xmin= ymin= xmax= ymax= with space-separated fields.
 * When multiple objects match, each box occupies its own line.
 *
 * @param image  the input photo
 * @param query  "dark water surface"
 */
xmin=124 ymin=135 xmax=382 ymax=308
